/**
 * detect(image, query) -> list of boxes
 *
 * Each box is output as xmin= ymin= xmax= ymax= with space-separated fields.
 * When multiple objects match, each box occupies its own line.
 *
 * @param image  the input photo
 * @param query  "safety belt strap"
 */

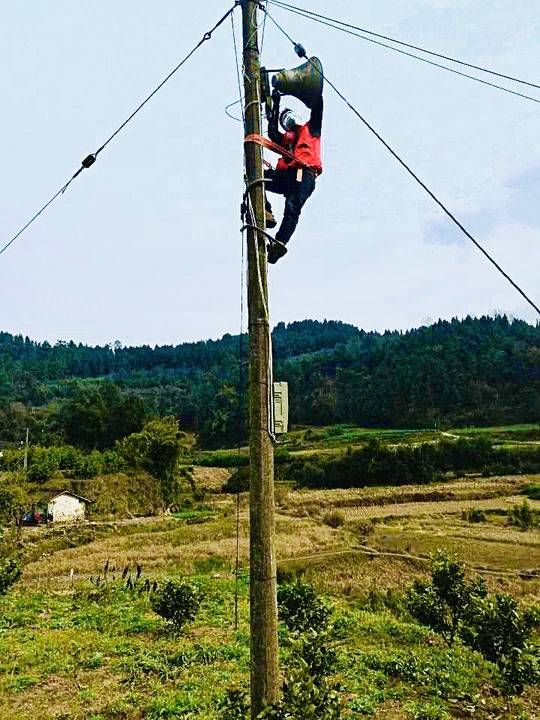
xmin=244 ymin=133 xmax=310 ymax=169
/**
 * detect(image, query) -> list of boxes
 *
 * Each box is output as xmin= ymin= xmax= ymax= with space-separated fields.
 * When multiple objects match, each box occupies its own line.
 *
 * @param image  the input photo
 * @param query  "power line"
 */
xmin=267 ymin=1 xmax=540 ymax=105
xmin=262 ymin=8 xmax=540 ymax=317
xmin=1 ymin=3 xmax=239 ymax=258
xmin=268 ymin=0 xmax=540 ymax=92
xmin=0 ymin=186 xmax=67 ymax=258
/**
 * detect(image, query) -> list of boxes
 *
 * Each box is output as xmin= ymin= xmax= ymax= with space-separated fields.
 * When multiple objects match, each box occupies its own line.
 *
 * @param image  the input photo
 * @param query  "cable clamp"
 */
xmin=294 ymin=43 xmax=307 ymax=58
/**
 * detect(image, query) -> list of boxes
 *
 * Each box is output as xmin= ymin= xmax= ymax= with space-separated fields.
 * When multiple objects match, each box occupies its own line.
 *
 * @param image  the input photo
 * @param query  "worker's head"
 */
xmin=280 ymin=108 xmax=302 ymax=132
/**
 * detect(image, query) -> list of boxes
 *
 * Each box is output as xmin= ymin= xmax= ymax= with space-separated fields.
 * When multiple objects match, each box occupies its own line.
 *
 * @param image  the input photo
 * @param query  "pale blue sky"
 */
xmin=1 ymin=0 xmax=538 ymax=345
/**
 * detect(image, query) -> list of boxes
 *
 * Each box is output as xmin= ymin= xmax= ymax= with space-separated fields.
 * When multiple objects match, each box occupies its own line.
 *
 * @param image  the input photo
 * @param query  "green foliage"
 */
xmin=522 ymin=483 xmax=540 ymax=500
xmin=26 ymin=446 xmax=59 ymax=483
xmin=461 ymin=508 xmax=486 ymax=523
xmin=1 ymin=445 xmax=126 ymax=483
xmin=507 ymin=500 xmax=538 ymax=530
xmin=284 ymin=437 xmax=540 ymax=490
xmin=0 ymin=473 xmax=29 ymax=526
xmin=260 ymin=630 xmax=343 ymax=720
xmin=120 ymin=417 xmax=183 ymax=506
xmin=222 ymin=466 xmax=250 ymax=493
xmin=198 ymin=384 xmax=242 ymax=449
xmin=263 ymin=582 xmax=343 ymax=720
xmin=406 ymin=551 xmax=486 ymax=644
xmin=217 ymin=689 xmax=249 ymax=720
xmin=0 ymin=558 xmax=21 ymax=595
xmin=460 ymin=594 xmax=540 ymax=695
xmin=278 ymin=582 xmax=333 ymax=634
xmin=322 ymin=510 xmax=345 ymax=528
xmin=1 ymin=316 xmax=539 ymax=449
xmin=406 ymin=552 xmax=540 ymax=695
xmin=55 ymin=382 xmax=145 ymax=450
xmin=405 ymin=700 xmax=450 ymax=720
xmin=150 ymin=579 xmax=203 ymax=631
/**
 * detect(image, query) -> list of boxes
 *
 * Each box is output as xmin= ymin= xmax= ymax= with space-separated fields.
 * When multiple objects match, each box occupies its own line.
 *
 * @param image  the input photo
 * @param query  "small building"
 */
xmin=47 ymin=491 xmax=92 ymax=523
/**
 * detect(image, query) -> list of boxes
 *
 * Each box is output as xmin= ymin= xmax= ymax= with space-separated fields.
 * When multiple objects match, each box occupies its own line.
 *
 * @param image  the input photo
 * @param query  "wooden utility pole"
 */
xmin=241 ymin=1 xmax=279 ymax=717
xmin=23 ymin=426 xmax=29 ymax=472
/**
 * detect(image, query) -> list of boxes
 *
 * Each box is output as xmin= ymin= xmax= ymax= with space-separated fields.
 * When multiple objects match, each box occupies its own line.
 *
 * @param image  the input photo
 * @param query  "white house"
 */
xmin=47 ymin=491 xmax=92 ymax=523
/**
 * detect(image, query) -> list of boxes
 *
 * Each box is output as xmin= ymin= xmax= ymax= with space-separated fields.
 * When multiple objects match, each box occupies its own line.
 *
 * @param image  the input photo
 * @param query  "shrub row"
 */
xmin=280 ymin=438 xmax=540 ymax=489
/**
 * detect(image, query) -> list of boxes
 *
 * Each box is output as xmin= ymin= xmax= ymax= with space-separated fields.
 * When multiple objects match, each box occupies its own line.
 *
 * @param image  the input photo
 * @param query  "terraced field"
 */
xmin=340 ymin=495 xmax=540 ymax=520
xmin=276 ymin=475 xmax=532 ymax=516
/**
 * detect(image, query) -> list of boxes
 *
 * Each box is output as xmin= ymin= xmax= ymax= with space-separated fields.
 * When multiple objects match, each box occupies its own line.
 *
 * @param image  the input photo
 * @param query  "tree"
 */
xmin=150 ymin=579 xmax=203 ymax=631
xmin=461 ymin=594 xmax=540 ymax=695
xmin=119 ymin=417 xmax=184 ymax=506
xmin=55 ymin=382 xmax=145 ymax=450
xmin=406 ymin=550 xmax=486 ymax=645
xmin=0 ymin=473 xmax=29 ymax=528
xmin=407 ymin=551 xmax=540 ymax=695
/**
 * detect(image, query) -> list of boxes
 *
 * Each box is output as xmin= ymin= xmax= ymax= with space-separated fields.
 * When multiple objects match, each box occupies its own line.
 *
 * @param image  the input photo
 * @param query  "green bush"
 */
xmin=522 ymin=483 xmax=540 ymax=501
xmin=322 ymin=510 xmax=345 ymax=528
xmin=119 ymin=417 xmax=184 ymax=505
xmin=406 ymin=551 xmax=540 ymax=695
xmin=460 ymin=593 xmax=540 ymax=695
xmin=406 ymin=551 xmax=486 ymax=645
xmin=26 ymin=446 xmax=60 ymax=483
xmin=260 ymin=630 xmax=343 ymax=720
xmin=278 ymin=582 xmax=332 ymax=634
xmin=284 ymin=438 xmax=540 ymax=490
xmin=508 ymin=500 xmax=538 ymax=530
xmin=150 ymin=579 xmax=203 ymax=631
xmin=217 ymin=688 xmax=249 ymax=720
xmin=461 ymin=508 xmax=486 ymax=523
xmin=0 ymin=558 xmax=21 ymax=595
xmin=222 ymin=467 xmax=250 ymax=494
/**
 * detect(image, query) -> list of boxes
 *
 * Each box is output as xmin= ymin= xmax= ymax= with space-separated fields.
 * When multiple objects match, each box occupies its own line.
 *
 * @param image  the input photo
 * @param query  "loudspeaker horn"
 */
xmin=271 ymin=57 xmax=323 ymax=109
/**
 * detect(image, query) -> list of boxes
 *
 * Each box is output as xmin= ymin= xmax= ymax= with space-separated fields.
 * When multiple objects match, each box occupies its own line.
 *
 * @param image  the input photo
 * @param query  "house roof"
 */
xmin=46 ymin=490 xmax=93 ymax=504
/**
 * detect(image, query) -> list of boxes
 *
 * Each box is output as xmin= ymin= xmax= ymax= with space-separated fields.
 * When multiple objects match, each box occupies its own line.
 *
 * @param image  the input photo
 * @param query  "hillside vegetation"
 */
xmin=0 ymin=316 xmax=539 ymax=718
xmin=1 ymin=468 xmax=539 ymax=719
xmin=0 ymin=315 xmax=538 ymax=448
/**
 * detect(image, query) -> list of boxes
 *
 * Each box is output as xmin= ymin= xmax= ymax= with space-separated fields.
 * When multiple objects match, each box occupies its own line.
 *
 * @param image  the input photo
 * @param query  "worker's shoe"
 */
xmin=267 ymin=239 xmax=288 ymax=264
xmin=265 ymin=209 xmax=277 ymax=229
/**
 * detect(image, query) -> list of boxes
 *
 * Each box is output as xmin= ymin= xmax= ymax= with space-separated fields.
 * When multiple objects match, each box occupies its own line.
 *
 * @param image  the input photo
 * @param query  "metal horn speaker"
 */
xmin=271 ymin=57 xmax=323 ymax=109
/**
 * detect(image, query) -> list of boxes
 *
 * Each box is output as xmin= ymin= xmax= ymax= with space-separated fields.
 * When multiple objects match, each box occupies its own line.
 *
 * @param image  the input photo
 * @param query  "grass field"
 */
xmin=1 ymin=466 xmax=539 ymax=719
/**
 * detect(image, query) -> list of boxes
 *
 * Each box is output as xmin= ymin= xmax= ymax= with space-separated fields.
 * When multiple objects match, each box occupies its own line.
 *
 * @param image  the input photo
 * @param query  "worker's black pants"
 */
xmin=265 ymin=167 xmax=317 ymax=244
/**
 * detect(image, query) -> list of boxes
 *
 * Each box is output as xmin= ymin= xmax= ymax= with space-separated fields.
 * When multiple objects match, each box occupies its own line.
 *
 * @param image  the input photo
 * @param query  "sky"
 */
xmin=1 ymin=0 xmax=539 ymax=346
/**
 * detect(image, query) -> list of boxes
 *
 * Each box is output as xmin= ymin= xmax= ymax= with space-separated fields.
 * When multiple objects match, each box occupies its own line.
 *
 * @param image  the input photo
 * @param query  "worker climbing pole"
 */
xmin=240 ymin=1 xmax=279 ymax=717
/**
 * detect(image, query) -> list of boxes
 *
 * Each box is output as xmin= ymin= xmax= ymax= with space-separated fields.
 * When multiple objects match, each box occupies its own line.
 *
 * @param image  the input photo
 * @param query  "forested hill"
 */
xmin=0 ymin=316 xmax=538 ymax=447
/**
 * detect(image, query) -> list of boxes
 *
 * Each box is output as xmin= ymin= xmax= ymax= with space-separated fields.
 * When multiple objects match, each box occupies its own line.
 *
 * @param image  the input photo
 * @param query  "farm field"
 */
xmin=1 ymin=469 xmax=539 ymax=719
xmin=192 ymin=423 xmax=540 ymax=467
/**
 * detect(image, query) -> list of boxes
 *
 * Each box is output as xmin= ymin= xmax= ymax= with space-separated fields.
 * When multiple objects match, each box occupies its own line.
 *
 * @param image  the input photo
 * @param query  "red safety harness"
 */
xmin=244 ymin=133 xmax=313 ymax=170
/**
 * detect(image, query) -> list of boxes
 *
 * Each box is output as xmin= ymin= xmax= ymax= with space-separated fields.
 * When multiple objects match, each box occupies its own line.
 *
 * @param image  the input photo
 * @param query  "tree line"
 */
xmin=0 ymin=315 xmax=538 ymax=449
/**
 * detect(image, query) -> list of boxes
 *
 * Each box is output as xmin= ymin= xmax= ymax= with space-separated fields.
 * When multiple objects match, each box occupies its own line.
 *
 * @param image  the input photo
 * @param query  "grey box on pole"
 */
xmin=273 ymin=382 xmax=289 ymax=435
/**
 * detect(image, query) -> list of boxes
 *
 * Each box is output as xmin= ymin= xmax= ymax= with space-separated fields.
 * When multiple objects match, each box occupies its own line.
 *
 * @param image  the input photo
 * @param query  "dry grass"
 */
xmin=278 ymin=474 xmax=534 ymax=517
xmin=280 ymin=550 xmax=429 ymax=596
xmin=340 ymin=495 xmax=540 ymax=520
xmin=3 ymin=471 xmax=539 ymax=720
xmin=22 ymin=511 xmax=345 ymax=589
xmin=192 ymin=466 xmax=232 ymax=493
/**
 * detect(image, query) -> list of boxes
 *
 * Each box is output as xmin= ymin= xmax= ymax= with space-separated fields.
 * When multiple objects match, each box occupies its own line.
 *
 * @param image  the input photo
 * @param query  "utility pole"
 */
xmin=23 ymin=426 xmax=29 ymax=472
xmin=241 ymin=1 xmax=279 ymax=717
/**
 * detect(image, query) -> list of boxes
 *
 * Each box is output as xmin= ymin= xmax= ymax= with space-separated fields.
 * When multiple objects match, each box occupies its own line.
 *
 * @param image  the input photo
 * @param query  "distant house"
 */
xmin=47 ymin=491 xmax=92 ymax=523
